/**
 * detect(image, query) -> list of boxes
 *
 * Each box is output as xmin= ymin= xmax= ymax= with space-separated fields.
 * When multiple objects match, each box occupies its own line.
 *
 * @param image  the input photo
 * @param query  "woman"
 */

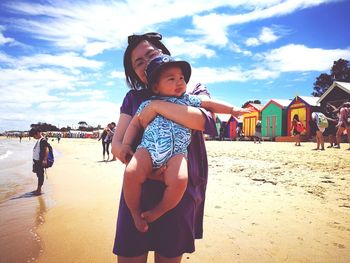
xmin=111 ymin=33 xmax=217 ymax=263
xmin=98 ymin=124 xmax=109 ymax=161
xmin=334 ymin=102 xmax=350 ymax=149
xmin=291 ymin=114 xmax=302 ymax=146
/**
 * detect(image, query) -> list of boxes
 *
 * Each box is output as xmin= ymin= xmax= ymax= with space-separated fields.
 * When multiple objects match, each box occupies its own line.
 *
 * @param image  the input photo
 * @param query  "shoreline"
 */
xmin=1 ymin=139 xmax=349 ymax=262
xmin=0 ymin=136 xmax=55 ymax=263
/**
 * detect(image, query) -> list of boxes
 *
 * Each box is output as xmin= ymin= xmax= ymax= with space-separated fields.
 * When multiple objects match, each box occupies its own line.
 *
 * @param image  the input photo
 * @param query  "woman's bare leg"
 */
xmin=155 ymin=253 xmax=182 ymax=263
xmin=335 ymin=127 xmax=345 ymax=147
xmin=118 ymin=253 xmax=148 ymax=263
xmin=123 ymin=148 xmax=153 ymax=232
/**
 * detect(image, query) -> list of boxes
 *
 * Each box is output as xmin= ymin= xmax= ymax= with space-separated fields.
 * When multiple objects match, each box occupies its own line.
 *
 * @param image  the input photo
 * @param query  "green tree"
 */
xmin=241 ymin=100 xmax=261 ymax=108
xmin=30 ymin=122 xmax=59 ymax=131
xmin=312 ymin=59 xmax=350 ymax=97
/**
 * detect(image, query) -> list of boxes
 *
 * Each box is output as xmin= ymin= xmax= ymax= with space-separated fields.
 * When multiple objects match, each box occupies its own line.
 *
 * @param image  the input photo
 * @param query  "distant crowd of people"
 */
xmin=292 ymin=101 xmax=350 ymax=150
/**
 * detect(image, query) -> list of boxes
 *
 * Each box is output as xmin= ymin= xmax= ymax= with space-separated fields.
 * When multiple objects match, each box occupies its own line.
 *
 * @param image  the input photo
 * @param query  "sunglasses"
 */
xmin=128 ymin=32 xmax=162 ymax=45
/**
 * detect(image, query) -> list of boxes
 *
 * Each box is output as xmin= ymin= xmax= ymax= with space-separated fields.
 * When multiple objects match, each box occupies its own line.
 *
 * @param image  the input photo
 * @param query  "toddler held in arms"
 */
xmin=120 ymin=54 xmax=252 ymax=232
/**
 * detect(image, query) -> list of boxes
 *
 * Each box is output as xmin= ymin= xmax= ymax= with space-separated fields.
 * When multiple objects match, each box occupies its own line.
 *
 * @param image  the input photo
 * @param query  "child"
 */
xmin=120 ymin=54 xmax=251 ymax=232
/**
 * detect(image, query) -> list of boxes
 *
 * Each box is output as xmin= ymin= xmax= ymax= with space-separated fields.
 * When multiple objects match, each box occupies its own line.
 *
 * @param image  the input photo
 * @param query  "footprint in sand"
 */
xmin=333 ymin=243 xmax=345 ymax=249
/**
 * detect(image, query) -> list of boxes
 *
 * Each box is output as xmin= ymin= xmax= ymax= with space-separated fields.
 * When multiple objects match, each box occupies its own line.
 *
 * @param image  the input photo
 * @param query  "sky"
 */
xmin=0 ymin=0 xmax=350 ymax=132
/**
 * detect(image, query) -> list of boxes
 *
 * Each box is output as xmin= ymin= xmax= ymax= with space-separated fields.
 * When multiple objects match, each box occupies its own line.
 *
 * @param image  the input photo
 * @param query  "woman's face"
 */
xmin=131 ymin=40 xmax=161 ymax=84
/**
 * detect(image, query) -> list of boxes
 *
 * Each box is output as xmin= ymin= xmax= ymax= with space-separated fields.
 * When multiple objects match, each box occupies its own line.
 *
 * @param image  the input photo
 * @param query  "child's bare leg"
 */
xmin=123 ymin=148 xmax=152 ymax=232
xmin=142 ymin=154 xmax=188 ymax=223
xmin=319 ymin=132 xmax=325 ymax=149
xmin=316 ymin=132 xmax=320 ymax=149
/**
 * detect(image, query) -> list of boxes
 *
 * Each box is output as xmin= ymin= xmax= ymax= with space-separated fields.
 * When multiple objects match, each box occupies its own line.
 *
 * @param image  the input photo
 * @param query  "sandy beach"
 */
xmin=2 ymin=138 xmax=349 ymax=263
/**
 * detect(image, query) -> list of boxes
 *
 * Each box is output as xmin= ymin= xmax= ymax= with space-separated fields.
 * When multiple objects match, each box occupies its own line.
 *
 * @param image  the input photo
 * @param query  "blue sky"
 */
xmin=1 ymin=0 xmax=350 ymax=132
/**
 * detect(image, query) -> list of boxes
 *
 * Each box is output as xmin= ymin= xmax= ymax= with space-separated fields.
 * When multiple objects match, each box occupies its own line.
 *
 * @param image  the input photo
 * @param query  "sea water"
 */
xmin=0 ymin=137 xmax=56 ymax=262
xmin=0 ymin=137 xmax=36 ymax=202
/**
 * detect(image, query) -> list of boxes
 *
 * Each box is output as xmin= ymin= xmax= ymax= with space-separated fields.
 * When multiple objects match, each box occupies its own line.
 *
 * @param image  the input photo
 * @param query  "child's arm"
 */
xmin=199 ymin=96 xmax=253 ymax=116
xmin=119 ymin=116 xmax=143 ymax=164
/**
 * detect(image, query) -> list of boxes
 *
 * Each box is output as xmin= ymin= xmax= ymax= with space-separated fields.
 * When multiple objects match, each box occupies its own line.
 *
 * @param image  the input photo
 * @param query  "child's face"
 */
xmin=152 ymin=65 xmax=187 ymax=97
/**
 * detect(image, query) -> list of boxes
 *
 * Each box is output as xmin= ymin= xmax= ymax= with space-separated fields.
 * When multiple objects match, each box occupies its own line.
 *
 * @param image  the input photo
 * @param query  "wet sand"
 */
xmin=3 ymin=139 xmax=349 ymax=262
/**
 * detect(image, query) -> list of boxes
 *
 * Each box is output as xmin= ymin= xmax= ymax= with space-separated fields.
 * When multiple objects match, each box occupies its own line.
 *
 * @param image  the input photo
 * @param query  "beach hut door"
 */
xmin=272 ymin=116 xmax=276 ymax=137
xmin=266 ymin=116 xmax=277 ymax=138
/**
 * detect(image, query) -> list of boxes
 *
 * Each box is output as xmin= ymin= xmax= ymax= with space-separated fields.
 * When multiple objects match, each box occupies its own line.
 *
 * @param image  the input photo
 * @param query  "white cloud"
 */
xmin=0 ymin=68 xmax=78 ymax=104
xmin=258 ymin=44 xmax=350 ymax=72
xmin=110 ymin=71 xmax=125 ymax=79
xmin=246 ymin=27 xmax=280 ymax=46
xmin=0 ymin=67 xmax=117 ymax=131
xmin=191 ymin=0 xmax=332 ymax=47
xmin=0 ymin=52 xmax=103 ymax=71
xmin=189 ymin=65 xmax=278 ymax=86
xmin=165 ymin=37 xmax=216 ymax=58
xmin=228 ymin=43 xmax=252 ymax=56
xmin=0 ymin=31 xmax=15 ymax=45
xmin=246 ymin=38 xmax=260 ymax=47
xmin=3 ymin=0 xmax=235 ymax=55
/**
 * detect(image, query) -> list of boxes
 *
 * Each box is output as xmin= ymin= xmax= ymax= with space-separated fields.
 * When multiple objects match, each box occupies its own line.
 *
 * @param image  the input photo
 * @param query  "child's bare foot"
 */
xmin=141 ymin=210 xmax=163 ymax=223
xmin=131 ymin=213 xmax=148 ymax=232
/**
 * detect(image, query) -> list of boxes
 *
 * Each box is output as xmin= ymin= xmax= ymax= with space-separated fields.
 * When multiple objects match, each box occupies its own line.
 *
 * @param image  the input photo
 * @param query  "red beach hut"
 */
xmin=287 ymin=96 xmax=320 ymax=137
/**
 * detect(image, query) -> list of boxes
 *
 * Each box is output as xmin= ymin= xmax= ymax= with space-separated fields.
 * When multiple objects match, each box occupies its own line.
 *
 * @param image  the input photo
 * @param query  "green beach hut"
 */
xmin=261 ymin=99 xmax=291 ymax=139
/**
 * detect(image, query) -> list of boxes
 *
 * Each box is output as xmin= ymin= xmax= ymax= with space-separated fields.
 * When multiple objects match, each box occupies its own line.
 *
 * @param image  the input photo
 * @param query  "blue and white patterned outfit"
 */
xmin=136 ymin=93 xmax=202 ymax=168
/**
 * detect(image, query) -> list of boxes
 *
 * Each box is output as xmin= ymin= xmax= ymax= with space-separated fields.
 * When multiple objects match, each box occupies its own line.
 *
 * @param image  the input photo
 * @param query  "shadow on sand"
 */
xmin=10 ymin=191 xmax=43 ymax=200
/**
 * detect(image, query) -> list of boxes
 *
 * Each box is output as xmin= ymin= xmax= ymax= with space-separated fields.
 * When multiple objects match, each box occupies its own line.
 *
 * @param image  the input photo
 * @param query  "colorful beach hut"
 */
xmin=287 ymin=96 xmax=320 ymax=137
xmin=261 ymin=99 xmax=291 ymax=139
xmin=242 ymin=103 xmax=264 ymax=137
xmin=317 ymin=81 xmax=350 ymax=109
xmin=215 ymin=113 xmax=240 ymax=140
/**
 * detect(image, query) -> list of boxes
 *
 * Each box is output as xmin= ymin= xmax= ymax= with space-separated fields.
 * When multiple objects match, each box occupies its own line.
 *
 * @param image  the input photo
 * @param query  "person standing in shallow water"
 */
xmin=29 ymin=128 xmax=49 ymax=195
xmin=111 ymin=32 xmax=218 ymax=263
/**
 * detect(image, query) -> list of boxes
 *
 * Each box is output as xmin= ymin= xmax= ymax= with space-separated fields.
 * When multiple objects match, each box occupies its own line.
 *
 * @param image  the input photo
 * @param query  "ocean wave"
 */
xmin=0 ymin=150 xmax=13 ymax=160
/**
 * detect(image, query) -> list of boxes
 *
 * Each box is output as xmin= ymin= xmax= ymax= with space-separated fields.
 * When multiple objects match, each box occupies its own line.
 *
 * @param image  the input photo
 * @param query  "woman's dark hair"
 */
xmin=123 ymin=32 xmax=171 ymax=90
xmin=293 ymin=114 xmax=299 ymax=121
xmin=29 ymin=128 xmax=41 ymax=137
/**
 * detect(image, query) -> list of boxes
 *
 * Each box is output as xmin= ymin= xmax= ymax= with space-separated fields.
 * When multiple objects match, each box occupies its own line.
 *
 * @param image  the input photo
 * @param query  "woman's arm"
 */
xmin=119 ymin=116 xmax=143 ymax=164
xmin=138 ymin=100 xmax=206 ymax=131
xmin=111 ymin=112 xmax=166 ymax=181
xmin=111 ymin=113 xmax=132 ymax=160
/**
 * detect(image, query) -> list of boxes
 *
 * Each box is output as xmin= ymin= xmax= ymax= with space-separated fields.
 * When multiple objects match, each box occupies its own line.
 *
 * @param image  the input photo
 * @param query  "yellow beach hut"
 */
xmin=242 ymin=103 xmax=264 ymax=137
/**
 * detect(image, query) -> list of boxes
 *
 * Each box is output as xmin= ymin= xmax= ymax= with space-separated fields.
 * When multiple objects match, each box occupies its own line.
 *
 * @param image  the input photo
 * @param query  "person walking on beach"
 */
xmin=109 ymin=122 xmax=117 ymax=161
xmin=254 ymin=120 xmax=262 ymax=143
xmin=334 ymin=102 xmax=350 ymax=149
xmin=291 ymin=114 xmax=303 ymax=146
xmin=29 ymin=128 xmax=49 ymax=195
xmin=310 ymin=112 xmax=328 ymax=150
xmin=324 ymin=103 xmax=338 ymax=148
xmin=111 ymin=32 xmax=218 ymax=263
xmin=120 ymin=54 xmax=251 ymax=232
xmin=98 ymin=124 xmax=111 ymax=161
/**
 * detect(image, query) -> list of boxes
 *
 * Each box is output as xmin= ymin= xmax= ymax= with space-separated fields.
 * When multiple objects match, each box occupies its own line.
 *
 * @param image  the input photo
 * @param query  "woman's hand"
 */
xmin=137 ymin=101 xmax=158 ymax=129
xmin=119 ymin=144 xmax=134 ymax=164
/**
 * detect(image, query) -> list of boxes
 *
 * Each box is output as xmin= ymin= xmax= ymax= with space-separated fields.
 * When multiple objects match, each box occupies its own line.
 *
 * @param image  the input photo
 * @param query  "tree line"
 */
xmin=30 ymin=121 xmax=101 ymax=132
xmin=242 ymin=58 xmax=350 ymax=107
